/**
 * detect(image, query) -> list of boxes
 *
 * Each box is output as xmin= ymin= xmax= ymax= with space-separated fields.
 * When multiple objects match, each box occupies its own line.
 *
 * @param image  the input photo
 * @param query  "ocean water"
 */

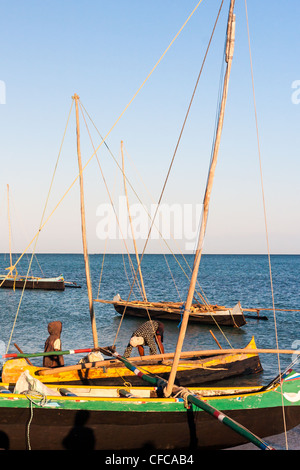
xmin=0 ymin=253 xmax=299 ymax=450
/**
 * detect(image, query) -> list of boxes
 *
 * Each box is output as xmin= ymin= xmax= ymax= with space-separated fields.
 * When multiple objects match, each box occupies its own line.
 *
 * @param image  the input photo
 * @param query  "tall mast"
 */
xmin=6 ymin=184 xmax=13 ymax=270
xmin=165 ymin=0 xmax=236 ymax=396
xmin=73 ymin=93 xmax=99 ymax=348
xmin=121 ymin=141 xmax=147 ymax=301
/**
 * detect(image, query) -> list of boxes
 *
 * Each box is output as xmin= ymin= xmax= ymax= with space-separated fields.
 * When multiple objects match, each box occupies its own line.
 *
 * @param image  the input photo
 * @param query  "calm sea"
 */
xmin=0 ymin=253 xmax=299 ymax=449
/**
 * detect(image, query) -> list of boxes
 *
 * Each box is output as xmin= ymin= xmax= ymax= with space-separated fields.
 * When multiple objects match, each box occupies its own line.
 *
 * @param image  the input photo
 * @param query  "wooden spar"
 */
xmin=185 ymin=393 xmax=274 ymax=450
xmin=244 ymin=307 xmax=300 ymax=313
xmin=121 ymin=141 xmax=147 ymax=301
xmin=13 ymin=343 xmax=33 ymax=366
xmin=73 ymin=94 xmax=98 ymax=348
xmin=165 ymin=0 xmax=236 ymax=397
xmin=6 ymin=184 xmax=13 ymax=271
xmin=2 ymin=347 xmax=94 ymax=360
xmin=36 ymin=346 xmax=299 ymax=377
xmin=209 ymin=330 xmax=222 ymax=348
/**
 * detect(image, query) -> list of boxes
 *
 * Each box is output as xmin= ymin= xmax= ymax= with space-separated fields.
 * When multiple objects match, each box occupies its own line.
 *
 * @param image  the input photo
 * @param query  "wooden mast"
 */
xmin=6 ymin=184 xmax=13 ymax=271
xmin=121 ymin=141 xmax=147 ymax=301
xmin=73 ymin=93 xmax=99 ymax=348
xmin=165 ymin=0 xmax=236 ymax=396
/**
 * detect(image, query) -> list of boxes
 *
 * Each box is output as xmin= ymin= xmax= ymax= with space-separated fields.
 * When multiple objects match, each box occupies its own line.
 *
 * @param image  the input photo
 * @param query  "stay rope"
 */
xmin=2 ymin=0 xmax=205 ymax=285
xmin=6 ymin=101 xmax=74 ymax=353
xmin=78 ymin=102 xmax=144 ymax=301
xmin=244 ymin=0 xmax=288 ymax=448
xmin=80 ymin=103 xmax=209 ymax=306
xmin=112 ymin=0 xmax=226 ymax=347
xmin=121 ymin=142 xmax=235 ymax=348
xmin=96 ymin=157 xmax=119 ymax=300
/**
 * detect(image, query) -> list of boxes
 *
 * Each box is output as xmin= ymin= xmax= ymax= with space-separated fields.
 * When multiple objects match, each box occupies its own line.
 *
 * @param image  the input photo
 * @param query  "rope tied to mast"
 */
xmin=172 ymin=386 xmax=191 ymax=408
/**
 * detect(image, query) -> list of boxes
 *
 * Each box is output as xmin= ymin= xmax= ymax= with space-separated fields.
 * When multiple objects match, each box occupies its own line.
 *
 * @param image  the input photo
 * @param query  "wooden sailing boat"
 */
xmin=0 ymin=365 xmax=299 ymax=451
xmin=100 ymin=296 xmax=246 ymax=327
xmin=0 ymin=184 xmax=65 ymax=291
xmin=94 ymin=32 xmax=246 ymax=330
xmin=0 ymin=273 xmax=65 ymax=291
xmin=1 ymin=0 xmax=300 ymax=452
xmin=1 ymin=336 xmax=262 ymax=387
xmin=1 ymin=91 xmax=261 ymax=386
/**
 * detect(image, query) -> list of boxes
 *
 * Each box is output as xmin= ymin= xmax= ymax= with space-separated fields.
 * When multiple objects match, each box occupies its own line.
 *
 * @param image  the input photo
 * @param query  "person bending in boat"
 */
xmin=43 ymin=321 xmax=65 ymax=368
xmin=124 ymin=320 xmax=165 ymax=358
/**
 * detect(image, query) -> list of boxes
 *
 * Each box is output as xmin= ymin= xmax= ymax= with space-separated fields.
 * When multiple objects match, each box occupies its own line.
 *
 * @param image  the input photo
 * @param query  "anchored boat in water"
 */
xmin=0 ymin=274 xmax=65 ymax=291
xmin=0 ymin=184 xmax=66 ymax=291
xmin=97 ymin=296 xmax=247 ymax=327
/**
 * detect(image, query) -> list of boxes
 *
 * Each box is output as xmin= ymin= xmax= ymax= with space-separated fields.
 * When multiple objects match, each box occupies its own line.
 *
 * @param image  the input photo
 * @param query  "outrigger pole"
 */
xmin=104 ymin=349 xmax=275 ymax=451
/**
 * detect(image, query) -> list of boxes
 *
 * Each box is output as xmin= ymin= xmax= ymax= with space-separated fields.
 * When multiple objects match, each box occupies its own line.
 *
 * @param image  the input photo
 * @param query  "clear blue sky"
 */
xmin=0 ymin=0 xmax=299 ymax=255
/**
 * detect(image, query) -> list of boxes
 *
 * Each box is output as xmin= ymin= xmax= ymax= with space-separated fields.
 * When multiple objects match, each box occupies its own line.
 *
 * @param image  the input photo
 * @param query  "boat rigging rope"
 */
xmin=3 ymin=3 xmax=215 ymax=351
xmin=120 ymin=143 xmax=235 ymax=347
xmin=112 ymin=0 xmax=226 ymax=347
xmin=96 ymin=160 xmax=119 ymax=299
xmin=173 ymin=387 xmax=193 ymax=408
xmin=78 ymin=108 xmax=145 ymax=300
xmin=244 ymin=0 xmax=288 ymax=448
xmin=4 ymin=0 xmax=205 ymax=282
xmin=9 ymin=194 xmax=45 ymax=278
xmin=24 ymin=390 xmax=49 ymax=450
xmin=121 ymin=253 xmax=138 ymax=299
xmin=80 ymin=104 xmax=210 ymax=307
xmin=5 ymin=102 xmax=74 ymax=353
xmin=78 ymin=105 xmax=183 ymax=333
xmin=78 ymin=102 xmax=144 ymax=301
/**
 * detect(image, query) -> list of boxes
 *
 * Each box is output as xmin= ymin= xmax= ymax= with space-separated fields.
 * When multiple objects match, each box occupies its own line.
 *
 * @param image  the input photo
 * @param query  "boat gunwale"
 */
xmin=0 ymin=377 xmax=288 ymax=403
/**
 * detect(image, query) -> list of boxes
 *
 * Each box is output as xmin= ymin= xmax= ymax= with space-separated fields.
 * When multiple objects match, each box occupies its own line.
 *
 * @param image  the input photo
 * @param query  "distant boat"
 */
xmin=96 ymin=296 xmax=246 ymax=327
xmin=0 ymin=184 xmax=65 ymax=291
xmin=0 ymin=274 xmax=65 ymax=291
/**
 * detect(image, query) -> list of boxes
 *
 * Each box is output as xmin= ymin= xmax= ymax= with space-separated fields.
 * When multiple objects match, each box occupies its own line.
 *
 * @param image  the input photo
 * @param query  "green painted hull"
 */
xmin=0 ymin=371 xmax=300 ymax=450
